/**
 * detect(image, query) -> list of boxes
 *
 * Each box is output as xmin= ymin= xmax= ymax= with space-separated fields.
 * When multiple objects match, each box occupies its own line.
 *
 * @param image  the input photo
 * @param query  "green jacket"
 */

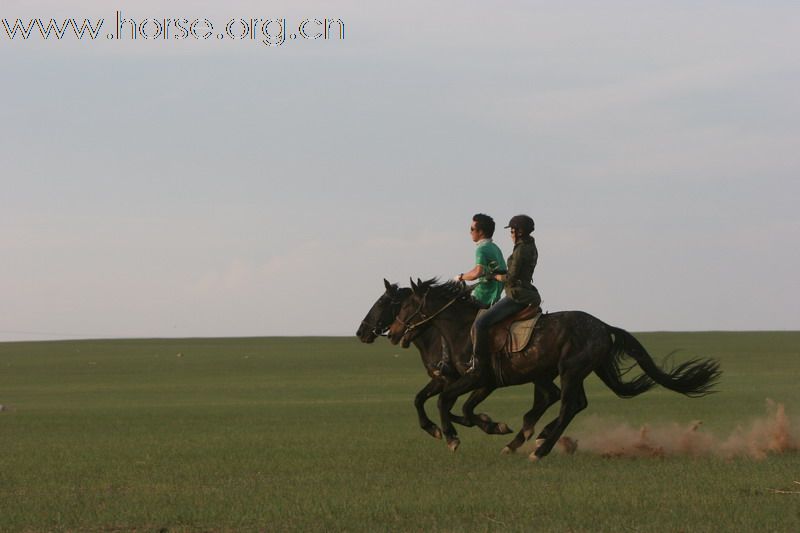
xmin=504 ymin=236 xmax=540 ymax=305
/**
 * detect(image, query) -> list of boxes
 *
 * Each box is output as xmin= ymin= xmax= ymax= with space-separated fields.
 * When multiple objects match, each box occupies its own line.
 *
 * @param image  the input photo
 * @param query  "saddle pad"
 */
xmin=506 ymin=312 xmax=542 ymax=353
xmin=470 ymin=309 xmax=543 ymax=354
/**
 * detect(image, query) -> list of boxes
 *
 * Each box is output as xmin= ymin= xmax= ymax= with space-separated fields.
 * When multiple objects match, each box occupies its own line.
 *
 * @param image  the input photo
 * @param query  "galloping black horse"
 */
xmin=357 ymin=280 xmax=513 ymax=440
xmin=387 ymin=278 xmax=721 ymax=462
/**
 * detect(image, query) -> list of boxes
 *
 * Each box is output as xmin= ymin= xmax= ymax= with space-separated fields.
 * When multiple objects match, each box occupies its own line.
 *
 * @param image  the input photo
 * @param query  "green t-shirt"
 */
xmin=472 ymin=239 xmax=507 ymax=306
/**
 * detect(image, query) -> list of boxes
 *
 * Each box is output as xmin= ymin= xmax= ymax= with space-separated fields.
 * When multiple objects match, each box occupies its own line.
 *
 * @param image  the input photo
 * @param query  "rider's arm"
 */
xmin=456 ymin=264 xmax=484 ymax=282
xmin=495 ymin=245 xmax=522 ymax=283
xmin=506 ymin=250 xmax=522 ymax=283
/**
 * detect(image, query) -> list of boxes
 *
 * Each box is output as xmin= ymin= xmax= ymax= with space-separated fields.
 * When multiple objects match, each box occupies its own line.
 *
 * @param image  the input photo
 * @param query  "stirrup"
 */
xmin=432 ymin=359 xmax=448 ymax=377
xmin=465 ymin=355 xmax=478 ymax=374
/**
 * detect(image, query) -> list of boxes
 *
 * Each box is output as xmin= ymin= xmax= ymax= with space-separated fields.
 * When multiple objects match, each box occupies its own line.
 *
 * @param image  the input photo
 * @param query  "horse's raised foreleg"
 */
xmin=414 ymin=378 xmax=446 ymax=439
xmin=438 ymin=373 xmax=484 ymax=451
xmin=461 ymin=386 xmax=513 ymax=435
xmin=502 ymin=380 xmax=560 ymax=454
xmin=529 ymin=377 xmax=588 ymax=462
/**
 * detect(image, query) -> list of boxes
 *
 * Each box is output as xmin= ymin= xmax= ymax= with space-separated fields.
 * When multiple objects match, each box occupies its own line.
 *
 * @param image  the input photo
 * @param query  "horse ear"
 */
xmin=417 ymin=278 xmax=423 ymax=287
xmin=383 ymin=278 xmax=392 ymax=291
xmin=410 ymin=277 xmax=417 ymax=292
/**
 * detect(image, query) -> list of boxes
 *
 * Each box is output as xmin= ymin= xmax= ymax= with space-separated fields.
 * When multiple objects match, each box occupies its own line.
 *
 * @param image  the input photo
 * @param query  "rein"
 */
xmin=399 ymin=290 xmax=463 ymax=339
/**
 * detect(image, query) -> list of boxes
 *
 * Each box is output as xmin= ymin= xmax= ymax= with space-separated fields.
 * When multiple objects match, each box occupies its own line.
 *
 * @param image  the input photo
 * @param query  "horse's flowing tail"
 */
xmin=594 ymin=329 xmax=657 ymax=398
xmin=602 ymin=326 xmax=721 ymax=397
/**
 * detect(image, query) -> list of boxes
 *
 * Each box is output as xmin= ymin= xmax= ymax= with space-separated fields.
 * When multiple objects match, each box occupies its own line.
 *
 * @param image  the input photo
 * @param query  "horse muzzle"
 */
xmin=357 ymin=321 xmax=381 ymax=343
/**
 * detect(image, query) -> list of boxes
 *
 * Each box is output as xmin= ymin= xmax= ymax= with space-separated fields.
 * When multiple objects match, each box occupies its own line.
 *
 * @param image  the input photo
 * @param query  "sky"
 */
xmin=1 ymin=1 xmax=799 ymax=340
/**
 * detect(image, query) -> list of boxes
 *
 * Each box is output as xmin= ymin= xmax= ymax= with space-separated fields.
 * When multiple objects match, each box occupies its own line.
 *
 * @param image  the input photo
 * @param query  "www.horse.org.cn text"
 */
xmin=1 ymin=11 xmax=345 ymax=47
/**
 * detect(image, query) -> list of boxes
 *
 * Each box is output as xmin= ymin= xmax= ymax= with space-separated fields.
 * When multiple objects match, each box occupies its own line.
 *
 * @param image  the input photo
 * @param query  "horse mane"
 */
xmin=416 ymin=278 xmax=481 ymax=308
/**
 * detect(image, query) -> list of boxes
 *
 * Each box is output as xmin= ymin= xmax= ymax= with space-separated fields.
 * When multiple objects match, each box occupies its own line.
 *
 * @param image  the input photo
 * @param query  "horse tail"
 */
xmin=604 ymin=325 xmax=721 ymax=397
xmin=594 ymin=328 xmax=656 ymax=398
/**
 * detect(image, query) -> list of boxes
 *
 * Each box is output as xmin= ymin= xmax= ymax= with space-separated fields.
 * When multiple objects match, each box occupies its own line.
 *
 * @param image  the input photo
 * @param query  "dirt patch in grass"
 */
xmin=565 ymin=400 xmax=798 ymax=459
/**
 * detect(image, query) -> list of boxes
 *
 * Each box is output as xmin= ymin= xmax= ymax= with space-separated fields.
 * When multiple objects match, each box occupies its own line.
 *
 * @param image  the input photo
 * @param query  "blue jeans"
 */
xmin=473 ymin=296 xmax=527 ymax=358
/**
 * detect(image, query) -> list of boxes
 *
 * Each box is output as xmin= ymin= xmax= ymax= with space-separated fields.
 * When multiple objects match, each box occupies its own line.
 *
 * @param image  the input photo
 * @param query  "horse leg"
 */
xmin=438 ymin=374 xmax=484 ymax=452
xmin=441 ymin=385 xmax=472 ymax=429
xmin=533 ymin=417 xmax=560 ymax=449
xmin=416 ymin=380 xmax=471 ymax=430
xmin=446 ymin=389 xmax=479 ymax=428
xmin=461 ymin=386 xmax=513 ymax=435
xmin=529 ymin=377 xmax=588 ymax=462
xmin=415 ymin=378 xmax=446 ymax=439
xmin=501 ymin=380 xmax=561 ymax=454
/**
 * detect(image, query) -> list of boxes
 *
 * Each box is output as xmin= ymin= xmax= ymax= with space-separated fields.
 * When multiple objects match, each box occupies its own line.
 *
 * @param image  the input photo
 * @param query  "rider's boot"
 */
xmin=465 ymin=353 xmax=481 ymax=374
xmin=432 ymin=337 xmax=452 ymax=377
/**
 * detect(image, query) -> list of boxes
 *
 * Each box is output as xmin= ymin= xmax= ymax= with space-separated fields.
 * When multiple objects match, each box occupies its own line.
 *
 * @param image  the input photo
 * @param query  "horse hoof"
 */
xmin=433 ymin=428 xmax=443 ymax=440
xmin=497 ymin=423 xmax=513 ymax=434
xmin=528 ymin=453 xmax=541 ymax=463
xmin=500 ymin=446 xmax=515 ymax=455
xmin=447 ymin=438 xmax=460 ymax=452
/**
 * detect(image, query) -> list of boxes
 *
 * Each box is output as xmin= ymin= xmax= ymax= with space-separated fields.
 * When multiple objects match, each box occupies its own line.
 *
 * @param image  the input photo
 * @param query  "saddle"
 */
xmin=472 ymin=305 xmax=543 ymax=355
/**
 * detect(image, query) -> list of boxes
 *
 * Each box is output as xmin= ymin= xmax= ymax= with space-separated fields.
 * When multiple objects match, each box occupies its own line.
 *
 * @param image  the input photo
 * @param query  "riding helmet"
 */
xmin=504 ymin=214 xmax=535 ymax=235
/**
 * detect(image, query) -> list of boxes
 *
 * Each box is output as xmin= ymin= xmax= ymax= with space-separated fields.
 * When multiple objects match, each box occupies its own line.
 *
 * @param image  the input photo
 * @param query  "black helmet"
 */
xmin=504 ymin=214 xmax=535 ymax=235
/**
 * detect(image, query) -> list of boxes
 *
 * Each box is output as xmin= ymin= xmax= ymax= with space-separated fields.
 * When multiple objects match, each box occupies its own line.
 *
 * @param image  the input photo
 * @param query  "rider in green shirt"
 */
xmin=433 ymin=213 xmax=506 ymax=376
xmin=454 ymin=213 xmax=507 ymax=307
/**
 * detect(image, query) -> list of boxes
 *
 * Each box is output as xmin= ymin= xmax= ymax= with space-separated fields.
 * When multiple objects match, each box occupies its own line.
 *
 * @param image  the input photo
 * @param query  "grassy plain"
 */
xmin=1 ymin=332 xmax=799 ymax=532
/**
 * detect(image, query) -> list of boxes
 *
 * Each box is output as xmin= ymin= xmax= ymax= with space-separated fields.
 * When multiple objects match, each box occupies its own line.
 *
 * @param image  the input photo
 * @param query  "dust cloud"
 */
xmin=557 ymin=400 xmax=798 ymax=459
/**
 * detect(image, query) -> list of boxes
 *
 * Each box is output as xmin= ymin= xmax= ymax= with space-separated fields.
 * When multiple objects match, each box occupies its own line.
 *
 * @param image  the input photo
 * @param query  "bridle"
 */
xmin=396 ymin=289 xmax=463 ymax=341
xmin=360 ymin=295 xmax=403 ymax=338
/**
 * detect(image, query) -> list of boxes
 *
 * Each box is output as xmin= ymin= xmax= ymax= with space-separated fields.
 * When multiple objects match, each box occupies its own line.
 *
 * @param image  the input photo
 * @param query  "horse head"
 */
xmin=356 ymin=279 xmax=411 ymax=343
xmin=387 ymin=278 xmax=455 ymax=348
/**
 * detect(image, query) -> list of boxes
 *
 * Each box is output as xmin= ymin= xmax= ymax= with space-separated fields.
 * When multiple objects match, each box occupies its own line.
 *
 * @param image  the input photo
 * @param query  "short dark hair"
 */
xmin=472 ymin=213 xmax=495 ymax=238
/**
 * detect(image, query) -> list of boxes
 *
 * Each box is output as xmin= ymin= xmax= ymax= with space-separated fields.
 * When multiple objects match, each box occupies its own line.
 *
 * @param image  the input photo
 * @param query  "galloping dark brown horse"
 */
xmin=387 ymin=278 xmax=721 ymax=462
xmin=357 ymin=280 xmax=514 ymax=439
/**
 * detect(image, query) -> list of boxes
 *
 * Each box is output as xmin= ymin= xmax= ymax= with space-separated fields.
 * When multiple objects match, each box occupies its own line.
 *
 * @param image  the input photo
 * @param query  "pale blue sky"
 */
xmin=2 ymin=1 xmax=798 ymax=340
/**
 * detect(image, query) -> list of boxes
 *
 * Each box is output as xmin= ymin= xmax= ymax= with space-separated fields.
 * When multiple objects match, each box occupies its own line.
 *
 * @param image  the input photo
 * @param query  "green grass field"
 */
xmin=1 ymin=332 xmax=799 ymax=532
